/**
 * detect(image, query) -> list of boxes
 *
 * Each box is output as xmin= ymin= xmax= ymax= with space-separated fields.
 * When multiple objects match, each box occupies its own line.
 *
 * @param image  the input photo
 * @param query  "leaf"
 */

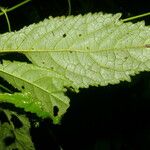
xmin=0 ymin=13 xmax=150 ymax=86
xmin=0 ymin=13 xmax=150 ymax=122
xmin=0 ymin=109 xmax=35 ymax=150
xmin=0 ymin=92 xmax=49 ymax=118
xmin=0 ymin=61 xmax=71 ymax=123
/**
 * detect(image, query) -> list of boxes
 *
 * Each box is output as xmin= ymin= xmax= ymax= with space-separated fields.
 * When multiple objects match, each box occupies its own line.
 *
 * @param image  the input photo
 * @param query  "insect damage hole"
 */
xmin=79 ymin=34 xmax=82 ymax=37
xmin=53 ymin=106 xmax=59 ymax=116
xmin=21 ymin=85 xmax=25 ymax=89
xmin=63 ymin=33 xmax=67 ymax=38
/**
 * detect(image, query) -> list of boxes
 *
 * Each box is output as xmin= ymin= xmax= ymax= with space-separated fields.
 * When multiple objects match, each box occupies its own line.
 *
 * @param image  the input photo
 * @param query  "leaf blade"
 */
xmin=0 ymin=61 xmax=71 ymax=122
xmin=0 ymin=13 xmax=150 ymax=122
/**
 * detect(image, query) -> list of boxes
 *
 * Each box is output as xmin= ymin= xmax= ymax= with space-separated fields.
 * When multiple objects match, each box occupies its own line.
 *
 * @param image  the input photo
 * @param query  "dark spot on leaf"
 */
xmin=124 ymin=56 xmax=128 ymax=60
xmin=79 ymin=34 xmax=82 ymax=37
xmin=87 ymin=47 xmax=89 ymax=49
xmin=63 ymin=33 xmax=67 ymax=38
xmin=11 ymin=114 xmax=23 ymax=129
xmin=42 ymin=61 xmax=45 ymax=64
xmin=4 ymin=136 xmax=15 ymax=146
xmin=53 ymin=106 xmax=59 ymax=116
xmin=52 ymin=31 xmax=55 ymax=36
xmin=12 ymin=149 xmax=18 ymax=150
xmin=69 ymin=51 xmax=73 ymax=53
xmin=51 ymin=67 xmax=54 ymax=70
xmin=145 ymin=44 xmax=150 ymax=48
xmin=21 ymin=85 xmax=25 ymax=89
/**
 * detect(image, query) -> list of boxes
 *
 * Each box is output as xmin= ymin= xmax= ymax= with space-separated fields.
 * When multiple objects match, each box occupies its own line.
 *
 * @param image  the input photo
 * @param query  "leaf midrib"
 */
xmin=0 ymin=68 xmax=68 ymax=106
xmin=0 ymin=44 xmax=148 ymax=53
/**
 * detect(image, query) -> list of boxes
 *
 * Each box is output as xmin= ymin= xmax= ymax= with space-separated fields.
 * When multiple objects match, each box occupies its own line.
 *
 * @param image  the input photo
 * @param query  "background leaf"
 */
xmin=0 ymin=109 xmax=35 ymax=150
xmin=0 ymin=61 xmax=71 ymax=123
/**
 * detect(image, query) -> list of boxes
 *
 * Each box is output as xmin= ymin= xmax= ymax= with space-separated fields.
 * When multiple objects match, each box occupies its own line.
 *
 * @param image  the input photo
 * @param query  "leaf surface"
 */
xmin=0 ymin=61 xmax=71 ymax=122
xmin=0 ymin=13 xmax=150 ymax=122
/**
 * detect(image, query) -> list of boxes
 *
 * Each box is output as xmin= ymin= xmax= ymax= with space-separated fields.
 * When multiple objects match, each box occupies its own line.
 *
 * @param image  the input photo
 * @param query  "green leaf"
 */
xmin=0 ymin=92 xmax=49 ymax=118
xmin=0 ymin=13 xmax=150 ymax=86
xmin=0 ymin=13 xmax=150 ymax=122
xmin=0 ymin=109 xmax=35 ymax=150
xmin=0 ymin=61 xmax=71 ymax=123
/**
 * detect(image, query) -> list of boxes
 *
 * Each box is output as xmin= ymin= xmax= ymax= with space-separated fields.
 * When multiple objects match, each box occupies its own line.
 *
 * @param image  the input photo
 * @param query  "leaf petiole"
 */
xmin=122 ymin=12 xmax=150 ymax=22
xmin=0 ymin=0 xmax=31 ymax=16
xmin=0 ymin=7 xmax=11 ymax=32
xmin=67 ymin=0 xmax=71 ymax=15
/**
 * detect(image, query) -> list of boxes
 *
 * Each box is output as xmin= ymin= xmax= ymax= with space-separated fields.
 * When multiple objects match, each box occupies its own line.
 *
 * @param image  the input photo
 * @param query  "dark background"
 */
xmin=0 ymin=0 xmax=150 ymax=150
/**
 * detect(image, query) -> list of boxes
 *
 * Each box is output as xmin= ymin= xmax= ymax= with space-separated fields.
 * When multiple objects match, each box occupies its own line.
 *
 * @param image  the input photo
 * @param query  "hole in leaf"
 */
xmin=53 ymin=106 xmax=59 ymax=116
xmin=63 ymin=33 xmax=67 ymax=38
xmin=4 ymin=136 xmax=15 ymax=146
xmin=21 ymin=85 xmax=25 ymax=89
xmin=10 ymin=114 xmax=23 ymax=129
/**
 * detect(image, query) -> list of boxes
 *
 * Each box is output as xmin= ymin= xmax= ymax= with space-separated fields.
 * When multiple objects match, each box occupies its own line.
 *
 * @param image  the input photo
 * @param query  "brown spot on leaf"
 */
xmin=145 ymin=44 xmax=150 ymax=48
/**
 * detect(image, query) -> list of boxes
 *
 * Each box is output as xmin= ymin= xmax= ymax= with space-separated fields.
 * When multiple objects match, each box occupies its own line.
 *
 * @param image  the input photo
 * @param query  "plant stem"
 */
xmin=67 ymin=0 xmax=71 ymax=15
xmin=0 ymin=0 xmax=32 ymax=16
xmin=122 ymin=12 xmax=150 ymax=22
xmin=0 ymin=8 xmax=11 ymax=32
